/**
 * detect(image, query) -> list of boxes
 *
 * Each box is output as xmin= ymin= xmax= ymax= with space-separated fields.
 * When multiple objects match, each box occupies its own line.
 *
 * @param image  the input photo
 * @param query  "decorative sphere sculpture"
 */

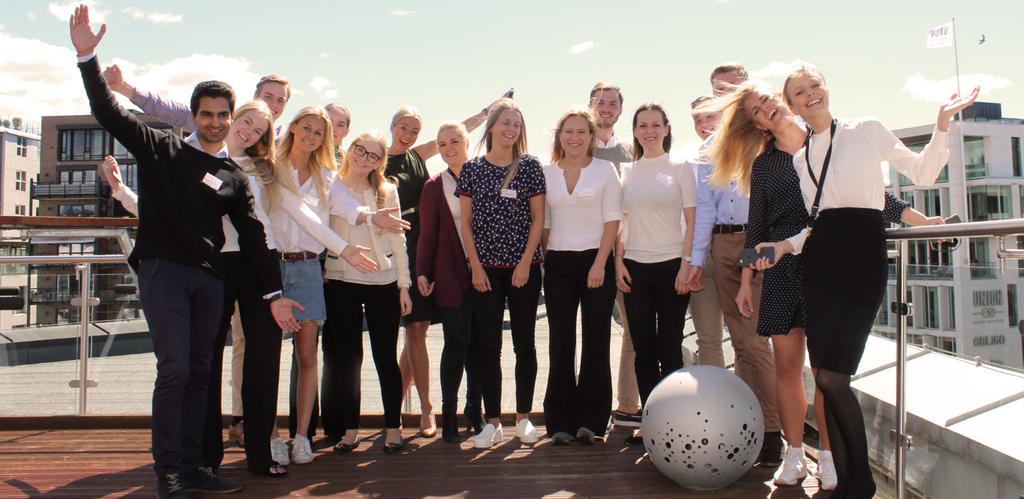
xmin=641 ymin=365 xmax=764 ymax=490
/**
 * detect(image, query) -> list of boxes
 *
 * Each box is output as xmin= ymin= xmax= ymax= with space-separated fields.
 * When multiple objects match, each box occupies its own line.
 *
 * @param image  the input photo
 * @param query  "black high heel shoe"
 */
xmin=383 ymin=440 xmax=405 ymax=453
xmin=442 ymin=413 xmax=463 ymax=443
xmin=464 ymin=404 xmax=484 ymax=435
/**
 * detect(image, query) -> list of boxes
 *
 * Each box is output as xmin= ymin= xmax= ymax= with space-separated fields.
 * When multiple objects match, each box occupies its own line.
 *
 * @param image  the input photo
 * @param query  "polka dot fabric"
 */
xmin=455 ymin=154 xmax=545 ymax=268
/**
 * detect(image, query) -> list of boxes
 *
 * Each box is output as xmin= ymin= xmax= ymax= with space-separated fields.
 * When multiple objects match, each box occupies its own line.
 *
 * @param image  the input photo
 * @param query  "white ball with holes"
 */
xmin=641 ymin=365 xmax=764 ymax=490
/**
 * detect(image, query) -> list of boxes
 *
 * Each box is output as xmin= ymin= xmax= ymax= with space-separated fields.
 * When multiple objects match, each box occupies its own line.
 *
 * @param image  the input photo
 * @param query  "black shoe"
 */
xmin=612 ymin=410 xmax=642 ymax=428
xmin=383 ymin=440 xmax=405 ymax=454
xmin=333 ymin=441 xmax=357 ymax=454
xmin=576 ymin=427 xmax=596 ymax=445
xmin=182 ymin=466 xmax=242 ymax=494
xmin=757 ymin=432 xmax=784 ymax=468
xmin=442 ymin=413 xmax=463 ymax=443
xmin=156 ymin=472 xmax=188 ymax=499
xmin=464 ymin=404 xmax=484 ymax=434
xmin=625 ymin=430 xmax=644 ymax=446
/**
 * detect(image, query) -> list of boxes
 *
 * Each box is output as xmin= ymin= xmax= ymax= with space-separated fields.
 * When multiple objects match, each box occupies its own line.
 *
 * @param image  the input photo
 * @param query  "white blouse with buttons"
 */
xmin=543 ymin=158 xmax=623 ymax=252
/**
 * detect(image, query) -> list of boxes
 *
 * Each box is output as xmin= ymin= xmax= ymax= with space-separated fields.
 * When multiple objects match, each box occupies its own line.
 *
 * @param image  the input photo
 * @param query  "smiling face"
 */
xmin=692 ymin=111 xmax=721 ymax=141
xmin=633 ymin=108 xmax=669 ymax=155
xmin=327 ymin=107 xmax=350 ymax=147
xmin=558 ymin=115 xmax=593 ymax=160
xmin=257 ymin=82 xmax=288 ymax=121
xmin=590 ymin=88 xmax=622 ymax=130
xmin=227 ymin=111 xmax=269 ymax=150
xmin=390 ymin=116 xmax=421 ymax=154
xmin=349 ymin=138 xmax=385 ymax=177
xmin=783 ymin=71 xmax=830 ymax=123
xmin=289 ymin=114 xmax=326 ymax=154
xmin=437 ymin=128 xmax=469 ymax=168
xmin=742 ymin=89 xmax=791 ymax=133
xmin=488 ymin=109 xmax=522 ymax=149
xmin=194 ymin=96 xmax=232 ymax=144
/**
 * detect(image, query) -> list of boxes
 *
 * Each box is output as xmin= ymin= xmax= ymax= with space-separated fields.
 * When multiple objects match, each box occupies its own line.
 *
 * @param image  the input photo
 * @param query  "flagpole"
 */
xmin=952 ymin=17 xmax=962 ymax=95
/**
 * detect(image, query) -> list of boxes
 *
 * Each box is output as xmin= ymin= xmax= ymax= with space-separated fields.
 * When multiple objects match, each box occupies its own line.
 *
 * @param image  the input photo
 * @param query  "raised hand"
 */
xmin=102 ymin=64 xmax=133 ymax=96
xmin=69 ymin=4 xmax=106 ymax=57
xmin=99 ymin=155 xmax=123 ymax=190
xmin=936 ymin=86 xmax=980 ymax=132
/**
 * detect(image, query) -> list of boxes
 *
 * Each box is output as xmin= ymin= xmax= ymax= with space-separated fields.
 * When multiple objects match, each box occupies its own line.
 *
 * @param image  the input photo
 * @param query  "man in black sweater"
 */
xmin=70 ymin=5 xmax=302 ymax=498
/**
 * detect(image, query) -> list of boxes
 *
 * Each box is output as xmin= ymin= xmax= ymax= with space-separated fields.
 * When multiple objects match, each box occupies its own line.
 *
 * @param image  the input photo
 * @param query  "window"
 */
xmin=1009 ymin=284 xmax=1019 ymax=327
xmin=922 ymin=286 xmax=940 ymax=329
xmin=937 ymin=336 xmax=956 ymax=353
xmin=57 ymin=243 xmax=95 ymax=255
xmin=14 ymin=205 xmax=25 ymax=216
xmin=944 ymin=286 xmax=956 ymax=330
xmin=964 ymin=136 xmax=986 ymax=179
xmin=899 ymin=140 xmax=949 ymax=183
xmin=15 ymin=170 xmax=26 ymax=191
xmin=908 ymin=240 xmax=953 ymax=278
xmin=59 ymin=129 xmax=108 ymax=161
xmin=899 ymin=190 xmax=914 ymax=209
xmin=922 ymin=188 xmax=944 ymax=217
xmin=57 ymin=204 xmax=97 ymax=217
xmin=968 ymin=185 xmax=1011 ymax=221
xmin=1013 ymin=137 xmax=1022 ymax=177
xmin=16 ymin=136 xmax=28 ymax=157
xmin=0 ymin=246 xmax=27 ymax=275
xmin=969 ymin=237 xmax=994 ymax=278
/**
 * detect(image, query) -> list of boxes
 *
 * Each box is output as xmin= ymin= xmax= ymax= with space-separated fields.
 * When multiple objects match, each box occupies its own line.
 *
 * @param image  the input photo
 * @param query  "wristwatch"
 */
xmin=683 ymin=256 xmax=692 ymax=263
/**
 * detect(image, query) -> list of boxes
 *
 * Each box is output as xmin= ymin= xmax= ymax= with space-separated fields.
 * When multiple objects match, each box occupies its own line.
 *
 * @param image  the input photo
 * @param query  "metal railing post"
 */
xmin=894 ymin=239 xmax=911 ymax=498
xmin=76 ymin=263 xmax=91 ymax=416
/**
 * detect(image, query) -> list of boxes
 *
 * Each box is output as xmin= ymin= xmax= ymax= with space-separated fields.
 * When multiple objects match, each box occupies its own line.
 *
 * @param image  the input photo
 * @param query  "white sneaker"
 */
xmin=473 ymin=423 xmax=503 ymax=449
xmin=515 ymin=419 xmax=540 ymax=444
xmin=773 ymin=446 xmax=808 ymax=486
xmin=290 ymin=435 xmax=314 ymax=465
xmin=270 ymin=437 xmax=290 ymax=466
xmin=817 ymin=450 xmax=838 ymax=491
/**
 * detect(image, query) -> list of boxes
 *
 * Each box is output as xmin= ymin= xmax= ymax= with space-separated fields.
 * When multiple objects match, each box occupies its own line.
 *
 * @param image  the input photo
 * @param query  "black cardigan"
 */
xmin=78 ymin=56 xmax=281 ymax=296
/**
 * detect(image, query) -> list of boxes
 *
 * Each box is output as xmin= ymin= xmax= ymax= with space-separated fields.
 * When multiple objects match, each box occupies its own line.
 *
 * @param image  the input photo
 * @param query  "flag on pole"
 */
xmin=927 ymin=22 xmax=954 ymax=48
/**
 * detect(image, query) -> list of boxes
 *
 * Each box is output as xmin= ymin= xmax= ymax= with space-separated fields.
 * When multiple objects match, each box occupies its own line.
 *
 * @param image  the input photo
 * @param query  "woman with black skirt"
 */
xmin=704 ymin=83 xmax=942 ymax=489
xmin=541 ymin=109 xmax=621 ymax=444
xmin=758 ymin=64 xmax=977 ymax=497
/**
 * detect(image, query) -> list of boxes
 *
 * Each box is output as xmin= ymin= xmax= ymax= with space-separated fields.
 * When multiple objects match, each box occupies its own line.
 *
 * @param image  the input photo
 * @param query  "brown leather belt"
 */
xmin=712 ymin=224 xmax=746 ymax=234
xmin=280 ymin=251 xmax=320 ymax=261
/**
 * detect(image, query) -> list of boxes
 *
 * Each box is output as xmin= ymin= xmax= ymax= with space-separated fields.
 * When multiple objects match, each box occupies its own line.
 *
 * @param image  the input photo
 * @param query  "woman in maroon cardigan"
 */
xmin=417 ymin=122 xmax=482 ymax=442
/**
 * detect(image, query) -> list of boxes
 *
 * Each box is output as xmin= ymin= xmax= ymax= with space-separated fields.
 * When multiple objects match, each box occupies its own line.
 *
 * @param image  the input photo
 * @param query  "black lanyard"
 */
xmin=805 ymin=119 xmax=838 ymax=227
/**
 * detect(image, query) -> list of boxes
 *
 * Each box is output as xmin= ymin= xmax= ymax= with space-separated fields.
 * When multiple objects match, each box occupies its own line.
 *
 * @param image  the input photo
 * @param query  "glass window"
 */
xmin=16 ymin=136 xmax=27 ymax=157
xmin=922 ymin=286 xmax=939 ymax=329
xmin=922 ymin=188 xmax=942 ymax=217
xmin=937 ymin=336 xmax=956 ymax=353
xmin=969 ymin=237 xmax=994 ymax=278
xmin=113 ymin=139 xmax=131 ymax=160
xmin=71 ymin=130 xmax=87 ymax=160
xmin=899 ymin=191 xmax=914 ymax=209
xmin=944 ymin=286 xmax=956 ymax=330
xmin=89 ymin=129 xmax=107 ymax=160
xmin=968 ymin=185 xmax=1011 ymax=221
xmin=57 ymin=204 xmax=97 ymax=217
xmin=1013 ymin=137 xmax=1022 ymax=177
xmin=1009 ymin=284 xmax=1019 ymax=327
xmin=964 ymin=136 xmax=986 ymax=179
xmin=15 ymin=170 xmax=26 ymax=191
xmin=59 ymin=130 xmax=71 ymax=161
xmin=900 ymin=140 xmax=949 ymax=183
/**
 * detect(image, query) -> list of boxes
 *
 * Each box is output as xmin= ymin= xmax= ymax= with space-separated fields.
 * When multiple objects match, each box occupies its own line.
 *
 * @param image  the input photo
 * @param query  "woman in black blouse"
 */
xmin=704 ymin=83 xmax=942 ymax=490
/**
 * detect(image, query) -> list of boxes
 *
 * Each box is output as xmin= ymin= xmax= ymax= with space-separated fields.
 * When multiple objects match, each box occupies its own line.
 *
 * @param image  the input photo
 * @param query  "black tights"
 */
xmin=815 ymin=368 xmax=876 ymax=499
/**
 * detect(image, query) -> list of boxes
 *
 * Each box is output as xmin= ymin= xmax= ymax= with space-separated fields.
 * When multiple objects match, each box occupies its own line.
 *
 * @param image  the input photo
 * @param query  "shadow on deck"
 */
xmin=0 ymin=424 xmax=831 ymax=498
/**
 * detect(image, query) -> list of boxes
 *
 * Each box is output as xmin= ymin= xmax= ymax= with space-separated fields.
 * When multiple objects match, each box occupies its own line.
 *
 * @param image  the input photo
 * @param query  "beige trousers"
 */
xmin=690 ymin=252 xmax=725 ymax=367
xmin=230 ymin=305 xmax=245 ymax=418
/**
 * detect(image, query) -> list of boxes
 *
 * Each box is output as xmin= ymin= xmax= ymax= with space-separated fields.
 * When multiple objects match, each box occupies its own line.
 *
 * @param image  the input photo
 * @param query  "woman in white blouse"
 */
xmin=542 ymin=109 xmax=622 ymax=444
xmin=322 ymin=131 xmax=411 ymax=454
xmin=614 ymin=103 xmax=697 ymax=443
xmin=758 ymin=63 xmax=978 ymax=497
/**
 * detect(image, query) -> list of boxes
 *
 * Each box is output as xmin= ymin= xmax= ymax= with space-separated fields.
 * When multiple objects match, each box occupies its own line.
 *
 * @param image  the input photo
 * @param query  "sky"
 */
xmin=0 ymin=0 xmax=1021 ymax=171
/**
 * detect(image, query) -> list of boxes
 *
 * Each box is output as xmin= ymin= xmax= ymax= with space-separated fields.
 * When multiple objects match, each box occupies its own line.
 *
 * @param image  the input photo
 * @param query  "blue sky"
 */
xmin=1 ymin=0 xmax=1020 ymax=169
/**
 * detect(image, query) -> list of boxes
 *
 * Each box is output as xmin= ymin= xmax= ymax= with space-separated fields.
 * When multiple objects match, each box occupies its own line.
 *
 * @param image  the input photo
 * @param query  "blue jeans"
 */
xmin=138 ymin=258 xmax=224 ymax=475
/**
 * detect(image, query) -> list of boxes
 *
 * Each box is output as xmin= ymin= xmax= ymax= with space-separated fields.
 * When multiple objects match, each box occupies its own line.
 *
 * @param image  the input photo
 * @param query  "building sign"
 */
xmin=971 ymin=290 xmax=1004 ymax=326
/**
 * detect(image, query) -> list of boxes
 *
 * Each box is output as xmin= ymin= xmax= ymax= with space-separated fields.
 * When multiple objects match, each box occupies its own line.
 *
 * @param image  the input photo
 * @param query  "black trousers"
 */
xmin=138 ymin=258 xmax=223 ymax=476
xmin=542 ymin=250 xmax=616 ymax=436
xmin=438 ymin=288 xmax=479 ymax=415
xmin=321 ymin=280 xmax=403 ymax=431
xmin=199 ymin=252 xmax=282 ymax=473
xmin=473 ymin=264 xmax=541 ymax=419
xmin=622 ymin=258 xmax=689 ymax=407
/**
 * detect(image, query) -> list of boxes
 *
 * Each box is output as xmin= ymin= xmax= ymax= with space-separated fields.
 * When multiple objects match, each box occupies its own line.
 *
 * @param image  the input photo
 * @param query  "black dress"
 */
xmin=745 ymin=143 xmax=908 ymax=337
xmin=385 ymin=150 xmax=440 ymax=324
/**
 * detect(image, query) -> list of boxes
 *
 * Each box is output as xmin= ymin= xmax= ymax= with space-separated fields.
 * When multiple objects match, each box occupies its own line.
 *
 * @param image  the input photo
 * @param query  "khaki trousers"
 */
xmin=230 ymin=306 xmax=244 ymax=418
xmin=690 ymin=252 xmax=725 ymax=367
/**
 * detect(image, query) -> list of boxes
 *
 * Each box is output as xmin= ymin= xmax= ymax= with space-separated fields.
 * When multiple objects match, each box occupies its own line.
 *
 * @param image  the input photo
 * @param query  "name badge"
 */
xmin=656 ymin=172 xmax=674 ymax=186
xmin=201 ymin=172 xmax=223 ymax=191
xmin=577 ymin=188 xmax=594 ymax=197
xmin=501 ymin=188 xmax=517 ymax=199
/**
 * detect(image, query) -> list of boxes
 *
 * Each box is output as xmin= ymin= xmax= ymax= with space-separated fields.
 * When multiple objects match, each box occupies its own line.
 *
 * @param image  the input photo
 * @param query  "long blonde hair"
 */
xmin=699 ymin=83 xmax=773 ymax=195
xmin=477 ymin=98 xmax=528 ymax=190
xmin=233 ymin=100 xmax=277 ymax=184
xmin=340 ymin=131 xmax=390 ymax=208
xmin=268 ymin=106 xmax=336 ymax=213
xmin=550 ymin=108 xmax=597 ymax=163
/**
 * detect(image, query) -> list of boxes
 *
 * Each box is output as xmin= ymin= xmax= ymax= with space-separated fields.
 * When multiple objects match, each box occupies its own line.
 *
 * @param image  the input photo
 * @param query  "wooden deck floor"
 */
xmin=0 ymin=426 xmax=835 ymax=498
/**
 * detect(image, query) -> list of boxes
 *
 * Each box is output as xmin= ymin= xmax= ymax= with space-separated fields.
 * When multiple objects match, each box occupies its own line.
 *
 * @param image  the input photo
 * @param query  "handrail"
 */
xmin=0 ymin=255 xmax=127 ymax=265
xmin=886 ymin=218 xmax=1024 ymax=240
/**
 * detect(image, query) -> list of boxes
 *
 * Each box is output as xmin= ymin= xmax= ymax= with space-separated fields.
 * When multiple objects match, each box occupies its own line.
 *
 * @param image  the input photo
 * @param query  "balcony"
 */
xmin=31 ymin=182 xmax=102 ymax=199
xmin=907 ymin=264 xmax=954 ymax=280
xmin=965 ymin=162 xmax=988 ymax=179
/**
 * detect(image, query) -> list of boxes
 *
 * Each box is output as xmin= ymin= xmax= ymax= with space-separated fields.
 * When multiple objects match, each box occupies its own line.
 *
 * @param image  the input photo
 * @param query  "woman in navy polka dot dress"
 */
xmin=455 ymin=98 xmax=546 ymax=449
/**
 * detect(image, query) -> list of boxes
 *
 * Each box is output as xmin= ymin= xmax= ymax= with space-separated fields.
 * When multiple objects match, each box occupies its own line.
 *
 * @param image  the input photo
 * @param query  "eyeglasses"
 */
xmin=353 ymin=144 xmax=382 ymax=163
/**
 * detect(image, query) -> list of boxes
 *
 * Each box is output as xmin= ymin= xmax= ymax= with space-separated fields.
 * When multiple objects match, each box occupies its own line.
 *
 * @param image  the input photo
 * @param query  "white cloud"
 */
xmin=903 ymin=73 xmax=1012 ymax=103
xmin=751 ymin=61 xmax=794 ymax=81
xmin=48 ymin=0 xmax=107 ymax=23
xmin=309 ymin=77 xmax=333 ymax=92
xmin=0 ymin=27 xmax=258 ymax=120
xmin=319 ymin=53 xmax=332 ymax=59
xmin=27 ymin=10 xmax=38 ymax=20
xmin=323 ymin=89 xmax=339 ymax=99
xmin=122 ymin=7 xmax=183 ymax=24
xmin=390 ymin=9 xmax=413 ymax=16
xmin=569 ymin=41 xmax=598 ymax=54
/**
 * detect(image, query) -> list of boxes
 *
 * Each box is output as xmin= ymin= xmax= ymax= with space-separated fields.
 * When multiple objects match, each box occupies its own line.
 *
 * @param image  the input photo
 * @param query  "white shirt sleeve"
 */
xmin=329 ymin=177 xmax=371 ymax=226
xmin=247 ymin=177 xmax=277 ymax=250
xmin=784 ymin=227 xmax=810 ymax=255
xmin=869 ymin=120 xmax=949 ymax=186
xmin=280 ymin=185 xmax=349 ymax=255
xmin=601 ymin=165 xmax=624 ymax=223
xmin=111 ymin=184 xmax=139 ymax=216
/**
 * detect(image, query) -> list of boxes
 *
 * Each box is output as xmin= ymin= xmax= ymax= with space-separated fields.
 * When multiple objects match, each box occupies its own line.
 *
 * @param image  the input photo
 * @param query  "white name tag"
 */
xmin=500 ymin=188 xmax=517 ymax=199
xmin=577 ymin=188 xmax=594 ymax=197
xmin=201 ymin=172 xmax=223 ymax=191
xmin=656 ymin=172 xmax=674 ymax=186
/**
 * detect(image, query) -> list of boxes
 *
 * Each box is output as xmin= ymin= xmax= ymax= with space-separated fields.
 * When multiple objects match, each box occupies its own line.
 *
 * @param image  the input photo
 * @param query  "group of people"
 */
xmin=68 ymin=5 xmax=979 ymax=499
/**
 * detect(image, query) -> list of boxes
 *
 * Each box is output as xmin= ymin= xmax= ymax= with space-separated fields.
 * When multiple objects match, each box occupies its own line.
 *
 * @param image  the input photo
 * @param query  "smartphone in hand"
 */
xmin=739 ymin=247 xmax=776 ymax=267
xmin=944 ymin=214 xmax=961 ymax=224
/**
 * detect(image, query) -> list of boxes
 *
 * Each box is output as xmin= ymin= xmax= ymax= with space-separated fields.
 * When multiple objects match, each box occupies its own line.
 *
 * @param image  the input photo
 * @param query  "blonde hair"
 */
xmin=390 ymin=106 xmax=423 ymax=129
xmin=234 ymin=100 xmax=277 ymax=184
xmin=268 ymin=106 xmax=336 ymax=213
xmin=436 ymin=121 xmax=469 ymax=142
xmin=550 ymin=108 xmax=597 ymax=163
xmin=782 ymin=61 xmax=826 ymax=107
xmin=700 ymin=83 xmax=774 ymax=195
xmin=340 ymin=131 xmax=390 ymax=207
xmin=478 ymin=98 xmax=528 ymax=190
